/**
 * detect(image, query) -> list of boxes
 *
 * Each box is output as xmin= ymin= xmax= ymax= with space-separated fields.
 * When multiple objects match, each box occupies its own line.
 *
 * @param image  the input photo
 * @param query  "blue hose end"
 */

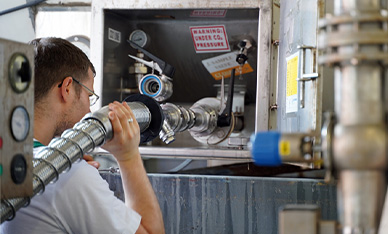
xmin=250 ymin=131 xmax=282 ymax=166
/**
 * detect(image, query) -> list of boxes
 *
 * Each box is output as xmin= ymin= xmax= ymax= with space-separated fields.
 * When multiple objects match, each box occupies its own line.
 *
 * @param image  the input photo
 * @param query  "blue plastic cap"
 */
xmin=250 ymin=131 xmax=282 ymax=166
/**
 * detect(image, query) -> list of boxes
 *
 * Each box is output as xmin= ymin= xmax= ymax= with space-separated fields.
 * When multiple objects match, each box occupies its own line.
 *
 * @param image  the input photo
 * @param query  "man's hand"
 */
xmin=102 ymin=101 xmax=141 ymax=162
xmin=101 ymin=101 xmax=165 ymax=233
xmin=83 ymin=155 xmax=100 ymax=169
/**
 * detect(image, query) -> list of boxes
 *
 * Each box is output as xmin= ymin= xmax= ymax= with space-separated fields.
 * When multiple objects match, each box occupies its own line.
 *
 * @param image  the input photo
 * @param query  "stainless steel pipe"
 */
xmin=319 ymin=0 xmax=388 ymax=232
xmin=334 ymin=66 xmax=387 ymax=233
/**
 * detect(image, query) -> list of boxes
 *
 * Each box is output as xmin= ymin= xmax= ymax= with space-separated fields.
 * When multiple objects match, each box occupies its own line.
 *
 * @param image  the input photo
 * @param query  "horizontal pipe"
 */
xmin=139 ymin=146 xmax=251 ymax=160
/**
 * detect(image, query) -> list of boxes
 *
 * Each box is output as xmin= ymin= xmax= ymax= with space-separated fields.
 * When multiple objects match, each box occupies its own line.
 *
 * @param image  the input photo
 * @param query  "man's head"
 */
xmin=30 ymin=37 xmax=95 ymax=103
xmin=30 ymin=37 xmax=97 ymax=137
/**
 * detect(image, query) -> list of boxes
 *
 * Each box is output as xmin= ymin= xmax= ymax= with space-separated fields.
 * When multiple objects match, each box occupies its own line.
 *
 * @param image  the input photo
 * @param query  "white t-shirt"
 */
xmin=1 ymin=143 xmax=141 ymax=234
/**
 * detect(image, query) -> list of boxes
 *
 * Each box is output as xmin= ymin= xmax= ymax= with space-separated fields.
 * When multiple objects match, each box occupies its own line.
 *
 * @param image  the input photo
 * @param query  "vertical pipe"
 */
xmin=334 ymin=65 xmax=387 ymax=233
xmin=331 ymin=0 xmax=388 ymax=232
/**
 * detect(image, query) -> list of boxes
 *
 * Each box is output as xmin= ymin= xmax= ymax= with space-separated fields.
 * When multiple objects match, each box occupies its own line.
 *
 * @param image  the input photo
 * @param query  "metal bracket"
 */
xmin=297 ymin=45 xmax=319 ymax=108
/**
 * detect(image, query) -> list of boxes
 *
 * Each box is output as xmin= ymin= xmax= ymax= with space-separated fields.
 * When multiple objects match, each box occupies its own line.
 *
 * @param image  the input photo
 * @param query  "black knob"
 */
xmin=18 ymin=61 xmax=31 ymax=83
xmin=236 ymin=54 xmax=248 ymax=65
xmin=11 ymin=154 xmax=27 ymax=184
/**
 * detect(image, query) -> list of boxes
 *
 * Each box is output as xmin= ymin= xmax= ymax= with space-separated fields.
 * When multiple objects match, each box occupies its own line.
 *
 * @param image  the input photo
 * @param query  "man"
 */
xmin=1 ymin=37 xmax=164 ymax=233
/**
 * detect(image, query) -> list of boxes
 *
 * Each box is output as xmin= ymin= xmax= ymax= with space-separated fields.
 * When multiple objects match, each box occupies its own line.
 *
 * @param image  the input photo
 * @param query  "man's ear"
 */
xmin=59 ymin=77 xmax=74 ymax=103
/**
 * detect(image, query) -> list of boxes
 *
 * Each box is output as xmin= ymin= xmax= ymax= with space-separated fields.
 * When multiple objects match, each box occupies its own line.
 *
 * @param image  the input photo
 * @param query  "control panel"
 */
xmin=0 ymin=38 xmax=34 ymax=199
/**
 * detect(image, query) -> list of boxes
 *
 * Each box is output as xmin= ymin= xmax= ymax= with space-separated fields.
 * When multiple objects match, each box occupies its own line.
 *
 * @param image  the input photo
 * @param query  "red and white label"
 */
xmin=190 ymin=25 xmax=230 ymax=53
xmin=190 ymin=10 xmax=227 ymax=18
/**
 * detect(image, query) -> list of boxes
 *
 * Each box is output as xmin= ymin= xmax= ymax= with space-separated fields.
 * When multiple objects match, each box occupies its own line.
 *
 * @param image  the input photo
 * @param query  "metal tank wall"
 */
xmin=101 ymin=172 xmax=337 ymax=234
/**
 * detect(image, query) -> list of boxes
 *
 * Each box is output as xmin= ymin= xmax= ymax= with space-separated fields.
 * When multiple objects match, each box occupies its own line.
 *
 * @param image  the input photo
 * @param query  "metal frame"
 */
xmin=90 ymin=0 xmax=274 ymax=131
xmin=90 ymin=0 xmax=275 ymax=159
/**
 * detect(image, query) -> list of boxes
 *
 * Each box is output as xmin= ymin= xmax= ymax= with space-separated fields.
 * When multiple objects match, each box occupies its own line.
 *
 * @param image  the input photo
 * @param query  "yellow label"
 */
xmin=211 ymin=63 xmax=254 ymax=80
xmin=279 ymin=140 xmax=291 ymax=156
xmin=286 ymin=55 xmax=298 ymax=97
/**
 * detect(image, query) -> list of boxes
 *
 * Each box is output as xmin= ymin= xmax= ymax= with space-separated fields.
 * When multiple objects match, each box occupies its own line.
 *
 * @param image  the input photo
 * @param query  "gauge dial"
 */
xmin=10 ymin=106 xmax=30 ymax=142
xmin=129 ymin=30 xmax=149 ymax=48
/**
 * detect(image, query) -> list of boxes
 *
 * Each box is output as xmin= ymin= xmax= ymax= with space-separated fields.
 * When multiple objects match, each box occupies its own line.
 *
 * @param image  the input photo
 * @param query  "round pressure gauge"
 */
xmin=10 ymin=106 xmax=30 ymax=142
xmin=8 ymin=53 xmax=32 ymax=93
xmin=129 ymin=30 xmax=149 ymax=48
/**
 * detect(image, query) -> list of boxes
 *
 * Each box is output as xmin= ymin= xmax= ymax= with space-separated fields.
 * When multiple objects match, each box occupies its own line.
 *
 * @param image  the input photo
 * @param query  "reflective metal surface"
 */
xmin=319 ymin=0 xmax=388 ymax=232
xmin=139 ymin=146 xmax=251 ymax=161
xmin=91 ymin=0 xmax=275 ymax=150
xmin=276 ymin=0 xmax=323 ymax=133
xmin=101 ymin=172 xmax=338 ymax=234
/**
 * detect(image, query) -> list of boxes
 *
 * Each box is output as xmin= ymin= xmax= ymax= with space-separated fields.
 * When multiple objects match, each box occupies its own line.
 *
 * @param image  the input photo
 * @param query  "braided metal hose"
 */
xmin=1 ymin=101 xmax=153 ymax=223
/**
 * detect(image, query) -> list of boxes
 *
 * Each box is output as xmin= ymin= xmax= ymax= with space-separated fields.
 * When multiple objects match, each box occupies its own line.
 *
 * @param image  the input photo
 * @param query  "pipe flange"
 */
xmin=318 ymin=12 xmax=388 ymax=66
xmin=189 ymin=98 xmax=234 ymax=145
xmin=161 ymin=103 xmax=183 ymax=131
xmin=124 ymin=94 xmax=164 ymax=143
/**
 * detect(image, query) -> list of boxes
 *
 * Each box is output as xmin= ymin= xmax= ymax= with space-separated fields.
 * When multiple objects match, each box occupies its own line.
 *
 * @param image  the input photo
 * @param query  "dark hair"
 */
xmin=30 ymin=37 xmax=95 ymax=103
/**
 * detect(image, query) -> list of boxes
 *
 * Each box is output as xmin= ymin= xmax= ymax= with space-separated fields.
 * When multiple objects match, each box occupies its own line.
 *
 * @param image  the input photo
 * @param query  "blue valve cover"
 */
xmin=250 ymin=131 xmax=282 ymax=166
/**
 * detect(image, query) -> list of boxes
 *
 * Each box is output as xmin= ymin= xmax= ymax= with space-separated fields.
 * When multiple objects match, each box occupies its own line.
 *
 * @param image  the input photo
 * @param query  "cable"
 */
xmin=0 ymin=0 xmax=46 ymax=16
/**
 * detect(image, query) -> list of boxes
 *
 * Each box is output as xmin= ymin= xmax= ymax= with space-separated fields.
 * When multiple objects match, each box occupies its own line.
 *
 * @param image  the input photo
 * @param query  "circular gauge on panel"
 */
xmin=129 ymin=29 xmax=150 ymax=48
xmin=8 ymin=53 xmax=32 ymax=93
xmin=10 ymin=106 xmax=30 ymax=142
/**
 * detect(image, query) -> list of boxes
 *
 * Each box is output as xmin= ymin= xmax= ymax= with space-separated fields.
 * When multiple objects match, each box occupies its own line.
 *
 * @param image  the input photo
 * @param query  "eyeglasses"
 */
xmin=58 ymin=77 xmax=99 ymax=106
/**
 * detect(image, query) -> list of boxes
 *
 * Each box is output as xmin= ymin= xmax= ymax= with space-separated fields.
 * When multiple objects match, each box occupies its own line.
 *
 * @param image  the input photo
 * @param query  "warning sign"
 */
xmin=190 ymin=25 xmax=230 ymax=53
xmin=286 ymin=52 xmax=299 ymax=113
xmin=202 ymin=52 xmax=254 ymax=80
